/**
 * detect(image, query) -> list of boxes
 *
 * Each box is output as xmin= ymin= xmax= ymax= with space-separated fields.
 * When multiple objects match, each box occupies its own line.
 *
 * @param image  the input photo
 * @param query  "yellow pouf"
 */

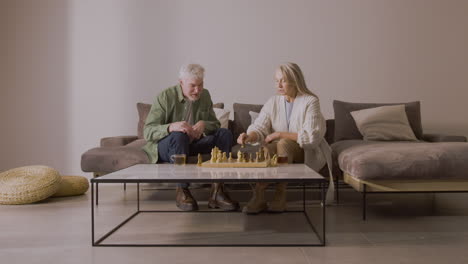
xmin=52 ymin=175 xmax=89 ymax=197
xmin=0 ymin=166 xmax=61 ymax=205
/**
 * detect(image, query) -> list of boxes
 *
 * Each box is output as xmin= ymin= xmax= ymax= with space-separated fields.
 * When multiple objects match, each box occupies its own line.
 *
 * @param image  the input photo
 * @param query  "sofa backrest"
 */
xmin=333 ymin=100 xmax=423 ymax=142
xmin=231 ymin=103 xmax=264 ymax=142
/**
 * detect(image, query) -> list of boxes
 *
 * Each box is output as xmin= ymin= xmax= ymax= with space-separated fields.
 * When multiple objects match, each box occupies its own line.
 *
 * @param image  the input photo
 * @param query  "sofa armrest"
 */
xmin=422 ymin=133 xmax=467 ymax=143
xmin=100 ymin=136 xmax=139 ymax=147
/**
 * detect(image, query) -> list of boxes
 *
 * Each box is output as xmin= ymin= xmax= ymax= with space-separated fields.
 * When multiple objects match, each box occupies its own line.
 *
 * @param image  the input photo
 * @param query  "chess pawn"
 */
xmin=216 ymin=152 xmax=222 ymax=163
xmin=255 ymin=152 xmax=259 ymax=163
xmin=237 ymin=150 xmax=242 ymax=162
xmin=228 ymin=152 xmax=233 ymax=162
xmin=197 ymin=153 xmax=203 ymax=166
xmin=222 ymin=152 xmax=227 ymax=162
xmin=249 ymin=153 xmax=253 ymax=163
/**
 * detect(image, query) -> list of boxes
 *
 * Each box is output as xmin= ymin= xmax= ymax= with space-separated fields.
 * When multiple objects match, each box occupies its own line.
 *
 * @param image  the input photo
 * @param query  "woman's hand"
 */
xmin=264 ymin=132 xmax=281 ymax=144
xmin=237 ymin=133 xmax=249 ymax=145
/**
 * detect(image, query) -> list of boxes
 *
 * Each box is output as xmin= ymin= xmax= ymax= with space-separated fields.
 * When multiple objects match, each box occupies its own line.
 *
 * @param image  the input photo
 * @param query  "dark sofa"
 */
xmin=330 ymin=100 xmax=468 ymax=219
xmin=80 ymin=102 xmax=334 ymax=176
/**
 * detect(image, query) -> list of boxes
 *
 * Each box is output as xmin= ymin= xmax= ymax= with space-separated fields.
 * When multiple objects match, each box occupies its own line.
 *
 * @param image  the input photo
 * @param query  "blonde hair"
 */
xmin=278 ymin=62 xmax=317 ymax=98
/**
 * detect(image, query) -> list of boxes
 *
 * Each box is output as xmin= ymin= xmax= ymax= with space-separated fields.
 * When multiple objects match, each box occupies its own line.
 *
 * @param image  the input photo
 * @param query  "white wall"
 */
xmin=0 ymin=0 xmax=70 ymax=173
xmin=1 ymin=0 xmax=468 ymax=175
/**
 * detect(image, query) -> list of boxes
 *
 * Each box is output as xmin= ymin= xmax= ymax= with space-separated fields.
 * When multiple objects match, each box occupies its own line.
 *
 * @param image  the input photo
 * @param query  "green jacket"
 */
xmin=142 ymin=84 xmax=220 ymax=163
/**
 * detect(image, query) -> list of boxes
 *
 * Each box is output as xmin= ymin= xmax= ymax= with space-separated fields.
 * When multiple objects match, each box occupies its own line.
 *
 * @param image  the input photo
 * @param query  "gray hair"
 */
xmin=179 ymin=63 xmax=205 ymax=80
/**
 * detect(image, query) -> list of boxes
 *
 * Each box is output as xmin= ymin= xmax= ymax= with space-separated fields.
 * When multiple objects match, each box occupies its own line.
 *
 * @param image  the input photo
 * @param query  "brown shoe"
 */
xmin=176 ymin=187 xmax=198 ymax=211
xmin=208 ymin=183 xmax=240 ymax=211
xmin=242 ymin=182 xmax=269 ymax=214
xmin=268 ymin=182 xmax=287 ymax=213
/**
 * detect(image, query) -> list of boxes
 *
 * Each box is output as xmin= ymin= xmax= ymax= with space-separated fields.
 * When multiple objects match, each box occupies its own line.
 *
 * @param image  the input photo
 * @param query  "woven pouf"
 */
xmin=0 ymin=165 xmax=61 ymax=205
xmin=52 ymin=175 xmax=89 ymax=197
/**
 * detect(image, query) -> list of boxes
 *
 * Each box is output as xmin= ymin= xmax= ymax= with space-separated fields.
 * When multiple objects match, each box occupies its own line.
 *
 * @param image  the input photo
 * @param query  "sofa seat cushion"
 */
xmin=81 ymin=146 xmax=150 ymax=173
xmin=332 ymin=140 xmax=468 ymax=181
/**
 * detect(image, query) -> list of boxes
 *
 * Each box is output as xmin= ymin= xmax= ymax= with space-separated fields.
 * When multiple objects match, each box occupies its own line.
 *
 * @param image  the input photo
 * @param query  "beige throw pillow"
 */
xmin=213 ymin=108 xmax=230 ymax=129
xmin=249 ymin=111 xmax=260 ymax=125
xmin=350 ymin=105 xmax=418 ymax=141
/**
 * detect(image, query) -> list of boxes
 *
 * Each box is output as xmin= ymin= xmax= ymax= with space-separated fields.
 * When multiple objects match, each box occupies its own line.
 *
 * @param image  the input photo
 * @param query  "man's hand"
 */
xmin=169 ymin=121 xmax=195 ymax=136
xmin=192 ymin=121 xmax=205 ymax=140
xmin=264 ymin=132 xmax=281 ymax=144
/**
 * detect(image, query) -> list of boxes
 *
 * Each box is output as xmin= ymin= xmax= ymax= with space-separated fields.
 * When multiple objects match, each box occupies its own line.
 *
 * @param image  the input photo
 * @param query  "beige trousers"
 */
xmin=264 ymin=138 xmax=304 ymax=164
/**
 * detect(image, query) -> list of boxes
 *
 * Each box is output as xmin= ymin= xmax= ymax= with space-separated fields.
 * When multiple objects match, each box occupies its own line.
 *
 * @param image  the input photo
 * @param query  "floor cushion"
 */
xmin=52 ymin=175 xmax=89 ymax=197
xmin=0 ymin=166 xmax=61 ymax=205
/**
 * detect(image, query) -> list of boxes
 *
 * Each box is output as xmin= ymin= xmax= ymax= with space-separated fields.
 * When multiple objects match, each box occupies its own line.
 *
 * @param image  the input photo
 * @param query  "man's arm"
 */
xmin=143 ymin=95 xmax=170 ymax=142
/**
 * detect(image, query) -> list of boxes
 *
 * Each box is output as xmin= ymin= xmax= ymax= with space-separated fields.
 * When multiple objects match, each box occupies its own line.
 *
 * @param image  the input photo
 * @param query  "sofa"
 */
xmin=81 ymin=102 xmax=333 ymax=177
xmin=329 ymin=100 xmax=468 ymax=220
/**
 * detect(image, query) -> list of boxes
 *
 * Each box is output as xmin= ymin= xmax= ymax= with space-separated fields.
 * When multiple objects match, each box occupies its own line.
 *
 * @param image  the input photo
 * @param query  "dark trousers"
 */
xmin=158 ymin=128 xmax=233 ymax=188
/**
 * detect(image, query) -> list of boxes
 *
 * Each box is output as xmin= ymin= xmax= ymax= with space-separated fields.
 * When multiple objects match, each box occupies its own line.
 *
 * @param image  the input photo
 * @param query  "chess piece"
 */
xmin=197 ymin=153 xmax=203 ymax=166
xmin=249 ymin=153 xmax=253 ymax=163
xmin=271 ymin=154 xmax=278 ymax=166
xmin=255 ymin=152 xmax=259 ymax=163
xmin=210 ymin=148 xmax=216 ymax=163
xmin=228 ymin=152 xmax=233 ymax=162
xmin=237 ymin=150 xmax=242 ymax=162
xmin=222 ymin=152 xmax=227 ymax=162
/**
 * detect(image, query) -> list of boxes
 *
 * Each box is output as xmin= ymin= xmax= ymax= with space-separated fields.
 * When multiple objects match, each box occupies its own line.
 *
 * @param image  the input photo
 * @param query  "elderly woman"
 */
xmin=237 ymin=62 xmax=332 ymax=214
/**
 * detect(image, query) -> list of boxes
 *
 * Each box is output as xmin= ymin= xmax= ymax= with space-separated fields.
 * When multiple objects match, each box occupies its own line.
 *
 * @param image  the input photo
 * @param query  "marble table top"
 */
xmin=92 ymin=164 xmax=325 ymax=183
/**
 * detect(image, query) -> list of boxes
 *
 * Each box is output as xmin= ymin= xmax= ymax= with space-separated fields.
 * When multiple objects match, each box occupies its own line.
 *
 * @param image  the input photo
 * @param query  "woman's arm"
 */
xmin=264 ymin=132 xmax=298 ymax=143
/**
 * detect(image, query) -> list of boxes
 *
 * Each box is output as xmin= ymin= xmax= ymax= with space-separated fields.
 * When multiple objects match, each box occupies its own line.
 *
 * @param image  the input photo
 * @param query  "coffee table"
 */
xmin=91 ymin=164 xmax=326 ymax=246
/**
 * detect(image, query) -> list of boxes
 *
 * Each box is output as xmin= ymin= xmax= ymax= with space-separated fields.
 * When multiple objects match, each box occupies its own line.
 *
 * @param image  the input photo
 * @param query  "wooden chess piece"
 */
xmin=210 ymin=148 xmax=216 ymax=163
xmin=197 ymin=153 xmax=203 ymax=166
xmin=228 ymin=152 xmax=233 ymax=162
xmin=271 ymin=154 xmax=278 ymax=166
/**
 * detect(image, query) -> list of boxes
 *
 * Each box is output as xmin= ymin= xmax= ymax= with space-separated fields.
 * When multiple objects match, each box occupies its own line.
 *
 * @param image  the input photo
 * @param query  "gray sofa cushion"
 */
xmin=333 ymin=100 xmax=423 ymax=141
xmin=81 ymin=145 xmax=150 ymax=173
xmin=332 ymin=140 xmax=468 ymax=181
xmin=232 ymin=103 xmax=263 ymax=142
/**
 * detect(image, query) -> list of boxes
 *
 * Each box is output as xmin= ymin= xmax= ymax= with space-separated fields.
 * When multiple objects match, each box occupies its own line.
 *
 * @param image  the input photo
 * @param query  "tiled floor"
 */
xmin=1 ymin=184 xmax=468 ymax=264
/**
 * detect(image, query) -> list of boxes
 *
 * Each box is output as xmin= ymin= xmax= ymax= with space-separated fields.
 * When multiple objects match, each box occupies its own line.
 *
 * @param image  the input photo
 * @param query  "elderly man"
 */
xmin=142 ymin=64 xmax=239 ymax=211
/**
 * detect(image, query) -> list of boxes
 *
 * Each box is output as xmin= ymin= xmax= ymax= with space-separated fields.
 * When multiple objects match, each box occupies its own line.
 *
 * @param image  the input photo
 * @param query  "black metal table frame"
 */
xmin=91 ymin=178 xmax=326 ymax=247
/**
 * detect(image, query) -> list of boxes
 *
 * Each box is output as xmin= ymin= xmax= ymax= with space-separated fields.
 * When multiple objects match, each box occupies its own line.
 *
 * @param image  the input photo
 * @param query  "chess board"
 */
xmin=199 ymin=160 xmax=271 ymax=168
xmin=198 ymin=146 xmax=277 ymax=168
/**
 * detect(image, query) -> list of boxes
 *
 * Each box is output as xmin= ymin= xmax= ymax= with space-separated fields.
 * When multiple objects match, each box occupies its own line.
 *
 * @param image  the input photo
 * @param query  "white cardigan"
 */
xmin=247 ymin=94 xmax=335 ymax=203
